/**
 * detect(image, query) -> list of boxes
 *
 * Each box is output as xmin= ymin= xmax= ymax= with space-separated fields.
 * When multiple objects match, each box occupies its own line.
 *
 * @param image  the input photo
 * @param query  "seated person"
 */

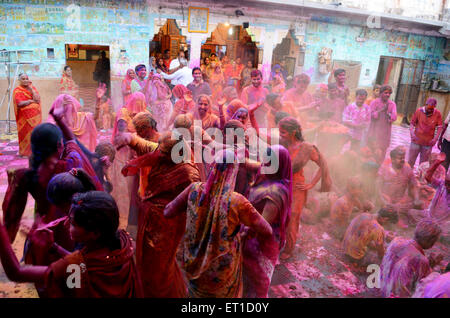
xmin=376 ymin=146 xmax=423 ymax=227
xmin=301 ymin=191 xmax=339 ymax=225
xmin=342 ymin=209 xmax=398 ymax=267
xmin=412 ymin=265 xmax=450 ymax=298
xmin=329 ymin=176 xmax=373 ymax=240
xmin=380 ymin=219 xmax=443 ymax=297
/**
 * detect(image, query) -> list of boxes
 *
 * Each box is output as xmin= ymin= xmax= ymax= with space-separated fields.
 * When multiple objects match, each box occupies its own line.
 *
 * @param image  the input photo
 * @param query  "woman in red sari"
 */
xmin=13 ymin=73 xmax=42 ymax=157
xmin=168 ymin=84 xmax=195 ymax=127
xmin=133 ymin=132 xmax=200 ymax=297
xmin=59 ymin=66 xmax=79 ymax=99
xmin=122 ymin=68 xmax=136 ymax=105
xmin=164 ymin=149 xmax=272 ymax=298
xmin=0 ymin=191 xmax=142 ymax=298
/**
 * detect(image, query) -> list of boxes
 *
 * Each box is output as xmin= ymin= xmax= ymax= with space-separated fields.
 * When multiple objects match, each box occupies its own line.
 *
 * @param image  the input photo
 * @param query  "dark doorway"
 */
xmin=375 ymin=56 xmax=424 ymax=124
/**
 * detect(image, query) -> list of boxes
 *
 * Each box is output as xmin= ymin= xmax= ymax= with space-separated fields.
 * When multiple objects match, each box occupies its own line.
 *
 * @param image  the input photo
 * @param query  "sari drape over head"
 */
xmin=48 ymin=94 xmax=97 ymax=152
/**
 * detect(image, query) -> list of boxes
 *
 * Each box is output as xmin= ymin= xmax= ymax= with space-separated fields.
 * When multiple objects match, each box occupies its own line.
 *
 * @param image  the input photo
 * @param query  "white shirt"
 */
xmin=169 ymin=59 xmax=180 ymax=71
xmin=443 ymin=112 xmax=450 ymax=141
xmin=161 ymin=67 xmax=194 ymax=86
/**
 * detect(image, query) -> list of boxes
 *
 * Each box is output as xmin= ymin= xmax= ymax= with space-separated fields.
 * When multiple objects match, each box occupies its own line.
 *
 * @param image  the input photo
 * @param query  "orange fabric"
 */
xmin=136 ymin=160 xmax=200 ymax=297
xmin=59 ymin=74 xmax=79 ymax=98
xmin=13 ymin=85 xmax=42 ymax=156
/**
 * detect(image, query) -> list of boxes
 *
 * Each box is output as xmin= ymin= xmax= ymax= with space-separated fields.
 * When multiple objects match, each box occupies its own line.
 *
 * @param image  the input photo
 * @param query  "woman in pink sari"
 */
xmin=150 ymin=73 xmax=173 ymax=132
xmin=243 ymin=144 xmax=292 ymax=297
xmin=48 ymin=94 xmax=97 ymax=152
xmin=110 ymin=92 xmax=148 ymax=229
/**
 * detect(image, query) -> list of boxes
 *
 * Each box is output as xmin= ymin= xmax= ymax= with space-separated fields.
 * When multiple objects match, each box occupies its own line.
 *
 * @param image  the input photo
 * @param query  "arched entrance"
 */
xmin=201 ymin=23 xmax=258 ymax=66
xmin=271 ymin=30 xmax=304 ymax=78
xmin=150 ymin=19 xmax=188 ymax=61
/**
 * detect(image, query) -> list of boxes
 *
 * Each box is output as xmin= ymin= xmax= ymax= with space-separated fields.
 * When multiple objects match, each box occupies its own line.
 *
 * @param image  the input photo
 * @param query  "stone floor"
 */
xmin=0 ymin=122 xmax=446 ymax=298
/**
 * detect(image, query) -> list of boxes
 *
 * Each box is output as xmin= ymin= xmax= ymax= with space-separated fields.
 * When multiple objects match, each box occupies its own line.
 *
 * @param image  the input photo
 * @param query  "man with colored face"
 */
xmin=408 ymin=98 xmax=443 ymax=168
xmin=187 ymin=67 xmax=212 ymax=103
xmin=368 ymin=85 xmax=398 ymax=161
xmin=281 ymin=73 xmax=317 ymax=119
xmin=131 ymin=64 xmax=156 ymax=105
xmin=376 ymin=146 xmax=422 ymax=228
xmin=240 ymin=69 xmax=269 ymax=128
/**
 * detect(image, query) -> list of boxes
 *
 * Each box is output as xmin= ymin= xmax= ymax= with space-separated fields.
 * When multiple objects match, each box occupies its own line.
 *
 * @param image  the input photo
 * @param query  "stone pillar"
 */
xmin=188 ymin=33 xmax=208 ymax=69
xmin=261 ymin=29 xmax=276 ymax=83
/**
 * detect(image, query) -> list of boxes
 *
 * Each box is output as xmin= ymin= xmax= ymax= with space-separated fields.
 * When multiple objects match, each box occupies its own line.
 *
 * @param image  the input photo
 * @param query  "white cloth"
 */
xmin=161 ymin=67 xmax=194 ymax=87
xmin=443 ymin=112 xmax=450 ymax=141
xmin=169 ymin=59 xmax=180 ymax=71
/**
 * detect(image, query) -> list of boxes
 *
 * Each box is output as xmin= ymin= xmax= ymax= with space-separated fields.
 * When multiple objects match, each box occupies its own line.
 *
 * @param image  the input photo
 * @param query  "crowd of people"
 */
xmin=2 ymin=50 xmax=449 ymax=298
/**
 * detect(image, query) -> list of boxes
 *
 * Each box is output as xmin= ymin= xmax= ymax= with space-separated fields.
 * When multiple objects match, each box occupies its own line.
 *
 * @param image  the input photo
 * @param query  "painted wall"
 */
xmin=303 ymin=19 xmax=446 ymax=88
xmin=0 ymin=1 xmax=447 ymax=121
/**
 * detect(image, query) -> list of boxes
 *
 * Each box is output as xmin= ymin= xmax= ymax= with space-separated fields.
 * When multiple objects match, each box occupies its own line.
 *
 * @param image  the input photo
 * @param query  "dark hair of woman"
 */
xmin=70 ymin=191 xmax=121 ymax=251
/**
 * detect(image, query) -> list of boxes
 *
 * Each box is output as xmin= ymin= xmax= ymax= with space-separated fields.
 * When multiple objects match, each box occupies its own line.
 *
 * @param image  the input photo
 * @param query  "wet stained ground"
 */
xmin=0 ymin=123 xmax=447 ymax=298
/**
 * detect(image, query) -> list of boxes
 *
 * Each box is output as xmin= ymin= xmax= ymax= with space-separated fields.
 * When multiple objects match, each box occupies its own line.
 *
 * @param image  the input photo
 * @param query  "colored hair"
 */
xmin=377 ymin=208 xmax=398 ymax=224
xmin=356 ymin=89 xmax=368 ymax=97
xmin=279 ymin=116 xmax=304 ymax=141
xmin=132 ymin=111 xmax=158 ymax=133
xmin=266 ymin=93 xmax=280 ymax=107
xmin=30 ymin=123 xmax=63 ymax=171
xmin=47 ymin=168 xmax=97 ymax=207
xmin=70 ymin=191 xmax=120 ymax=250
xmin=192 ymin=67 xmax=202 ymax=75
xmin=294 ymin=73 xmax=311 ymax=85
xmin=250 ymin=69 xmax=262 ymax=78
xmin=334 ymin=68 xmax=346 ymax=77
xmin=135 ymin=64 xmax=146 ymax=73
xmin=414 ymin=219 xmax=442 ymax=249
xmin=390 ymin=146 xmax=406 ymax=159
xmin=274 ymin=111 xmax=290 ymax=125
xmin=380 ymin=84 xmax=393 ymax=94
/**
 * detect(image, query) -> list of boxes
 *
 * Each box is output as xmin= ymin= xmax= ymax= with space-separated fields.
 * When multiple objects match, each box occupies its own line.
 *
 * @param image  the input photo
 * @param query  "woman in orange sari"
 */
xmin=132 ymin=132 xmax=200 ymax=297
xmin=164 ymin=149 xmax=272 ymax=298
xmin=13 ymin=73 xmax=42 ymax=157
xmin=278 ymin=117 xmax=332 ymax=259
xmin=59 ymin=66 xmax=79 ymax=99
xmin=209 ymin=64 xmax=225 ymax=103
xmin=48 ymin=94 xmax=97 ymax=152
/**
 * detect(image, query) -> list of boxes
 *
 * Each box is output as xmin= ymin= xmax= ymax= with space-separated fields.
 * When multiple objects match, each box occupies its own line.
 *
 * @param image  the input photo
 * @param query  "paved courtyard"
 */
xmin=0 ymin=122 xmax=446 ymax=298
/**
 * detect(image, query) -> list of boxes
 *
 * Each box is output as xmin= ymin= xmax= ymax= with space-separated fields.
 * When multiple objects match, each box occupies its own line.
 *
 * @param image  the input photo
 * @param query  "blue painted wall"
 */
xmin=304 ymin=19 xmax=446 ymax=87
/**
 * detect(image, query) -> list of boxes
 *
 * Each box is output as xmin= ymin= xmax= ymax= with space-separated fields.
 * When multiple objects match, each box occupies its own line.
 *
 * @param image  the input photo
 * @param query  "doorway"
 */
xmin=150 ymin=19 xmax=188 ymax=63
xmin=201 ymin=23 xmax=258 ymax=66
xmin=65 ymin=44 xmax=110 ymax=110
xmin=375 ymin=56 xmax=424 ymax=123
